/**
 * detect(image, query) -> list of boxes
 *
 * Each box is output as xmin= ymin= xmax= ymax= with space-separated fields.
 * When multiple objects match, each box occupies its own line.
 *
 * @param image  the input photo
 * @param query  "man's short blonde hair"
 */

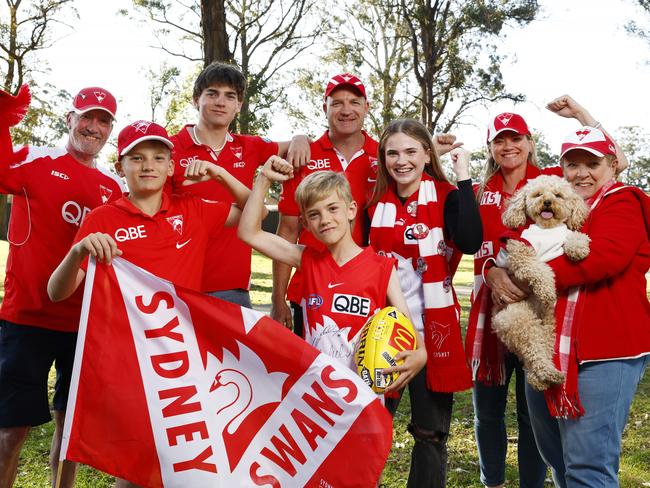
xmin=294 ymin=171 xmax=353 ymax=214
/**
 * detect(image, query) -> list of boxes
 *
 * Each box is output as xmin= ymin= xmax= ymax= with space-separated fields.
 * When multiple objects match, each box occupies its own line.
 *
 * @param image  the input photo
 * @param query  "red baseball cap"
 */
xmin=117 ymin=120 xmax=174 ymax=158
xmin=324 ymin=73 xmax=367 ymax=99
xmin=560 ymin=126 xmax=616 ymax=159
xmin=486 ymin=112 xmax=530 ymax=142
xmin=70 ymin=87 xmax=117 ymax=119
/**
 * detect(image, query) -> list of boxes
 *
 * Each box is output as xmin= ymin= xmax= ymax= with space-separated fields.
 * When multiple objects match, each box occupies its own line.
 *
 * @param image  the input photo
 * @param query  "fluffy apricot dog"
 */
xmin=493 ymin=175 xmax=590 ymax=391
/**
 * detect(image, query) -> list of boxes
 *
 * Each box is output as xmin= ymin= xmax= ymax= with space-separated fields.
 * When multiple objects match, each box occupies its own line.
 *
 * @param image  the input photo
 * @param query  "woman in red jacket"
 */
xmin=524 ymin=97 xmax=650 ymax=488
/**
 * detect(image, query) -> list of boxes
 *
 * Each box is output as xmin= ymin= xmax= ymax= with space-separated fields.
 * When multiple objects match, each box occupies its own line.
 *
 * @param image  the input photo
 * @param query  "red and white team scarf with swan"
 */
xmin=465 ymin=164 xmax=545 ymax=385
xmin=369 ymin=175 xmax=472 ymax=393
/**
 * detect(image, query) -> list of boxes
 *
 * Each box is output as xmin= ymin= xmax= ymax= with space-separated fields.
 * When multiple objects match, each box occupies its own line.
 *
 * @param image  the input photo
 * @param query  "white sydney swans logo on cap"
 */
xmin=132 ymin=120 xmax=152 ymax=134
xmin=498 ymin=113 xmax=513 ymax=125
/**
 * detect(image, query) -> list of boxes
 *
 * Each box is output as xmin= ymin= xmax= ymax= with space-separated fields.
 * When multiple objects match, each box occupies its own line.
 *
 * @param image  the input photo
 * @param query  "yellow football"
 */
xmin=354 ymin=306 xmax=418 ymax=393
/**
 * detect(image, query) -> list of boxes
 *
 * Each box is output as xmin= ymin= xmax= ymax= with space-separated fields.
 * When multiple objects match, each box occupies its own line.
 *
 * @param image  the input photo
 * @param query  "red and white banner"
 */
xmin=61 ymin=258 xmax=392 ymax=487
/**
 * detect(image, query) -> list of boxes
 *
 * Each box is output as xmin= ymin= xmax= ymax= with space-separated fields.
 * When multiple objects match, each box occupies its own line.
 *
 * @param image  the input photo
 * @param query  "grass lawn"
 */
xmin=3 ymin=242 xmax=649 ymax=487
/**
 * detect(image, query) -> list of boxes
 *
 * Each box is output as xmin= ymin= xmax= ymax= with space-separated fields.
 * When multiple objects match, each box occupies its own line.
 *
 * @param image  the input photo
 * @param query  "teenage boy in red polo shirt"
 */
xmin=0 ymin=86 xmax=125 ymax=488
xmin=272 ymin=73 xmax=378 ymax=334
xmin=167 ymin=62 xmax=309 ymax=308
xmin=48 ymin=120 xmax=248 ymax=300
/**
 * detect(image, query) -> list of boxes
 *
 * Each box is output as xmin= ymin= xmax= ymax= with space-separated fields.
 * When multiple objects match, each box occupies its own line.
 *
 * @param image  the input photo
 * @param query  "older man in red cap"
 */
xmin=271 ymin=73 xmax=378 ymax=335
xmin=0 ymin=86 xmax=124 ymax=488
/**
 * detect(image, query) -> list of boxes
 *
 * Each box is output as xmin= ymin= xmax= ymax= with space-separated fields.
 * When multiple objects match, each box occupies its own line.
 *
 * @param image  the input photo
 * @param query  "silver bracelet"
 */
xmin=593 ymin=121 xmax=602 ymax=129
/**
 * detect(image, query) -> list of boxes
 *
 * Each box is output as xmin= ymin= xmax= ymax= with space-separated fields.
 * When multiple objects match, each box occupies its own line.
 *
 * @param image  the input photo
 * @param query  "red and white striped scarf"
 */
xmin=369 ymin=175 xmax=472 ymax=393
xmin=544 ymin=179 xmax=619 ymax=418
xmin=465 ymin=164 xmax=544 ymax=385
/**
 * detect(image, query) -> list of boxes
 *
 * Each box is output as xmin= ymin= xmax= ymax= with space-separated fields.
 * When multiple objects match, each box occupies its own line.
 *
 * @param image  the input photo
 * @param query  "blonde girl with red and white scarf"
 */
xmin=464 ymin=112 xmax=553 ymax=488
xmin=368 ymin=119 xmax=482 ymax=488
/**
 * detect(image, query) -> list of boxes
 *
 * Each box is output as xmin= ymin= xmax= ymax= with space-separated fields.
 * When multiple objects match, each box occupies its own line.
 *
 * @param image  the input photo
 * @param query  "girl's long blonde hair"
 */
xmin=369 ymin=119 xmax=449 ymax=207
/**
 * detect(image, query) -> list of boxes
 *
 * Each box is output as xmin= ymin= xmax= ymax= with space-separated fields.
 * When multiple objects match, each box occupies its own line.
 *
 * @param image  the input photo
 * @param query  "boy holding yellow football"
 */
xmin=238 ymin=156 xmax=426 ymax=392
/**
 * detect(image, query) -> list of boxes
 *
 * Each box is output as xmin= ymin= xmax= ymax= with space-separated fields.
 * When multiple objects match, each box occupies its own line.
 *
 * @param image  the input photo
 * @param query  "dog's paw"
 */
xmin=527 ymin=367 xmax=565 ymax=391
xmin=506 ymin=239 xmax=536 ymax=259
xmin=526 ymin=364 xmax=564 ymax=391
xmin=564 ymin=231 xmax=591 ymax=261
xmin=526 ymin=264 xmax=557 ymax=306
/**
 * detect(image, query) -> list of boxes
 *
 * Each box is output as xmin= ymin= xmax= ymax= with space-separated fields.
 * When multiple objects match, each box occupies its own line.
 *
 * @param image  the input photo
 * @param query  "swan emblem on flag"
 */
xmin=207 ymin=342 xmax=288 ymax=436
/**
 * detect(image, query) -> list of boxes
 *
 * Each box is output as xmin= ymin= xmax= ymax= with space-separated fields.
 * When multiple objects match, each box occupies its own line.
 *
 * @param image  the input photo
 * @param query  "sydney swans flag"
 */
xmin=60 ymin=259 xmax=392 ymax=487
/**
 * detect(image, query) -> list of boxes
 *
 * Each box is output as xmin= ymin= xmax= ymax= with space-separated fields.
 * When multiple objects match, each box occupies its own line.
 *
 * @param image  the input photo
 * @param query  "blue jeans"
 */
xmin=473 ymin=354 xmax=547 ymax=487
xmin=525 ymin=384 xmax=567 ymax=488
xmin=206 ymin=288 xmax=252 ymax=309
xmin=527 ymin=356 xmax=649 ymax=488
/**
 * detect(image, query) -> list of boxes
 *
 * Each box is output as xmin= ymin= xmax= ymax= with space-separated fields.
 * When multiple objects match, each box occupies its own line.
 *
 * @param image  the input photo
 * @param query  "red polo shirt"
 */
xmin=279 ymin=131 xmax=378 ymax=301
xmin=0 ymin=146 xmax=125 ymax=332
xmin=167 ymin=125 xmax=278 ymax=292
xmin=75 ymin=193 xmax=229 ymax=291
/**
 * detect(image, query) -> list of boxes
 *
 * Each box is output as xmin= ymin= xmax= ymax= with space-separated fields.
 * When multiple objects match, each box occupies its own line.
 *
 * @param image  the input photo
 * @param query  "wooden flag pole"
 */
xmin=54 ymin=460 xmax=63 ymax=488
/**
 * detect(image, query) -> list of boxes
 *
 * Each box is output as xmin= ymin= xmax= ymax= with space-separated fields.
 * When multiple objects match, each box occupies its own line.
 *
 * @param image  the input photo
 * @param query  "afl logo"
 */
xmin=412 ymin=223 xmax=429 ymax=239
xmin=407 ymin=201 xmax=417 ymax=217
xmin=307 ymin=294 xmax=323 ymax=309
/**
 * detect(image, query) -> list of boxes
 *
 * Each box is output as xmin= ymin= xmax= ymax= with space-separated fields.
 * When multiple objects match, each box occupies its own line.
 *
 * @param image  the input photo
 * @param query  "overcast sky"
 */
xmin=14 ymin=0 xmax=650 ymax=156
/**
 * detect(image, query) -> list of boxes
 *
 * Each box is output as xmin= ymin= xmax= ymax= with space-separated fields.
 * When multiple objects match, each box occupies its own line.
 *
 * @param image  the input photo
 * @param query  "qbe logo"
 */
xmin=307 ymin=158 xmax=331 ymax=170
xmin=61 ymin=201 xmax=91 ymax=226
xmin=332 ymin=293 xmax=371 ymax=317
xmin=114 ymin=225 xmax=148 ymax=242
xmin=179 ymin=155 xmax=198 ymax=168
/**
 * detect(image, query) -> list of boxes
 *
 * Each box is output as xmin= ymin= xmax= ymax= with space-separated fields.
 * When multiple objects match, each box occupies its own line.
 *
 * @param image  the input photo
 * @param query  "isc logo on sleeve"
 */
xmin=332 ymin=293 xmax=371 ymax=317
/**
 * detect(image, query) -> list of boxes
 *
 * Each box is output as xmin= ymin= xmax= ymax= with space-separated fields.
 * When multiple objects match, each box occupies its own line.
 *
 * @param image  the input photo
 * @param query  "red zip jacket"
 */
xmin=550 ymin=184 xmax=650 ymax=362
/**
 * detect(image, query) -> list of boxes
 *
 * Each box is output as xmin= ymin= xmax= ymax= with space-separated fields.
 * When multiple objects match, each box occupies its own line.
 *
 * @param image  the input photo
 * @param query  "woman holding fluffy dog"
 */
xmin=521 ymin=95 xmax=650 ymax=488
xmin=367 ymin=119 xmax=482 ymax=487
xmin=465 ymin=111 xmax=558 ymax=488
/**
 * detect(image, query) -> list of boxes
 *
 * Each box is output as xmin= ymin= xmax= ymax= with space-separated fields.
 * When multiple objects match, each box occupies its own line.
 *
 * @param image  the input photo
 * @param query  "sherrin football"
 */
xmin=354 ymin=306 xmax=417 ymax=393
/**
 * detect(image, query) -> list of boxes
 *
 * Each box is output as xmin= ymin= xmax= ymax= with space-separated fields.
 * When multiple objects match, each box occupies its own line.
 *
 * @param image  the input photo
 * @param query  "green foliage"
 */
xmin=9 ymin=83 xmax=69 ymax=146
xmin=468 ymin=147 xmax=490 ymax=181
xmin=532 ymin=130 xmax=559 ymax=168
xmin=287 ymin=0 xmax=540 ymax=136
xmin=626 ymin=0 xmax=650 ymax=45
xmin=1 ymin=0 xmax=77 ymax=146
xmin=617 ymin=126 xmax=650 ymax=192
xmin=402 ymin=0 xmax=539 ymax=131
xmin=126 ymin=0 xmax=324 ymax=135
xmin=285 ymin=0 xmax=419 ymax=138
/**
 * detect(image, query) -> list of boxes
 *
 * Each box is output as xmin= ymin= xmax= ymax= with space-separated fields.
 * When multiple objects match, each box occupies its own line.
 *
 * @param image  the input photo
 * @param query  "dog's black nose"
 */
xmin=543 ymin=199 xmax=551 ymax=207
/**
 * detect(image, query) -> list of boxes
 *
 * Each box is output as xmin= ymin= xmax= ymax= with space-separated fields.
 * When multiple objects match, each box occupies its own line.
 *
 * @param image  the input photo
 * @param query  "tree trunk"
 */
xmin=201 ymin=0 xmax=231 ymax=65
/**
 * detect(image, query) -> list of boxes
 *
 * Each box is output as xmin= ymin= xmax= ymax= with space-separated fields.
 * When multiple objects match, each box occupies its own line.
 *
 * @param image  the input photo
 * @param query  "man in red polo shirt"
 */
xmin=272 ymin=73 xmax=378 ymax=334
xmin=167 ymin=62 xmax=308 ymax=308
xmin=0 ymin=86 xmax=125 ymax=488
